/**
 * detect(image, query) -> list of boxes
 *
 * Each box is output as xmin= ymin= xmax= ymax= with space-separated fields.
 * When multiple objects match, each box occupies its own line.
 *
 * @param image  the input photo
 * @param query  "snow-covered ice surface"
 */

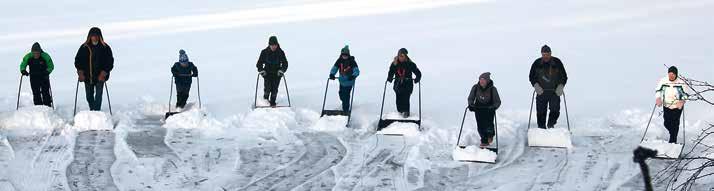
xmin=640 ymin=140 xmax=683 ymax=159
xmin=528 ymin=128 xmax=574 ymax=148
xmin=1 ymin=0 xmax=714 ymax=190
xmin=377 ymin=122 xmax=421 ymax=136
xmin=452 ymin=146 xmax=497 ymax=163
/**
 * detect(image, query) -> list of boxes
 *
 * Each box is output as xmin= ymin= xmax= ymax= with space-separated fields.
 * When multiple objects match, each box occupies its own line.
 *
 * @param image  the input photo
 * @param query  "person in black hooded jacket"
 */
xmin=74 ymin=27 xmax=114 ymax=111
xmin=256 ymin=36 xmax=288 ymax=107
xmin=528 ymin=45 xmax=567 ymax=129
xmin=171 ymin=49 xmax=198 ymax=109
xmin=468 ymin=72 xmax=501 ymax=147
xmin=387 ymin=48 xmax=421 ymax=118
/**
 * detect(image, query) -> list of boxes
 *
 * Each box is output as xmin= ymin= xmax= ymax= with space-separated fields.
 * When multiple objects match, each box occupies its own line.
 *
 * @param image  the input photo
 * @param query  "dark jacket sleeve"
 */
xmin=387 ymin=63 xmax=396 ymax=81
xmin=528 ymin=59 xmax=539 ymax=86
xmin=191 ymin=63 xmax=198 ymax=76
xmin=256 ymin=49 xmax=266 ymax=72
xmin=74 ymin=45 xmax=88 ymax=71
xmin=411 ymin=62 xmax=422 ymax=81
xmin=467 ymin=85 xmax=477 ymax=107
xmin=280 ymin=50 xmax=288 ymax=72
xmin=171 ymin=63 xmax=179 ymax=76
xmin=556 ymin=58 xmax=568 ymax=85
xmin=104 ymin=45 xmax=114 ymax=73
xmin=491 ymin=87 xmax=502 ymax=109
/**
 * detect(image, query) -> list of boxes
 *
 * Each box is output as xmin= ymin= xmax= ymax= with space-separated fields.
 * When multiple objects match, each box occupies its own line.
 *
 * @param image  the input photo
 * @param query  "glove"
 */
xmin=278 ymin=70 xmax=284 ymax=77
xmin=555 ymin=84 xmax=564 ymax=96
xmin=21 ymin=70 xmax=29 ymax=76
xmin=387 ymin=78 xmax=393 ymax=83
xmin=349 ymin=76 xmax=356 ymax=81
xmin=329 ymin=74 xmax=336 ymax=80
xmin=259 ymin=71 xmax=266 ymax=77
xmin=534 ymin=83 xmax=544 ymax=95
xmin=655 ymin=98 xmax=663 ymax=107
xmin=468 ymin=105 xmax=476 ymax=112
xmin=675 ymin=101 xmax=685 ymax=109
xmin=98 ymin=71 xmax=108 ymax=82
xmin=77 ymin=70 xmax=86 ymax=82
xmin=414 ymin=78 xmax=420 ymax=84
xmin=192 ymin=73 xmax=198 ymax=77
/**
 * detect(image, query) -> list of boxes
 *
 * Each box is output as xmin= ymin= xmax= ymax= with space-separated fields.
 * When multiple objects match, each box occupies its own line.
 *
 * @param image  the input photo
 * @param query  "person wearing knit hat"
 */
xmin=528 ymin=44 xmax=568 ymax=129
xmin=256 ymin=35 xmax=289 ymax=107
xmin=172 ymin=49 xmax=199 ymax=109
xmin=655 ymin=65 xmax=690 ymax=143
xmin=387 ymin=48 xmax=422 ymax=118
xmin=74 ymin=27 xmax=114 ymax=111
xmin=467 ymin=72 xmax=502 ymax=147
xmin=329 ymin=45 xmax=360 ymax=112
xmin=19 ymin=42 xmax=55 ymax=107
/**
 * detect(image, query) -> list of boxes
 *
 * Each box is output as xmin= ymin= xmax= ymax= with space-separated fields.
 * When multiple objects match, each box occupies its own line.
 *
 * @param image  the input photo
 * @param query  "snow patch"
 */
xmin=377 ymin=122 xmax=420 ymax=136
xmin=383 ymin=112 xmax=420 ymax=120
xmin=72 ymin=111 xmax=114 ymax=131
xmin=311 ymin=116 xmax=349 ymax=132
xmin=640 ymin=140 xmax=683 ymax=159
xmin=452 ymin=146 xmax=497 ymax=163
xmin=0 ymin=106 xmax=63 ymax=136
xmin=527 ymin=128 xmax=573 ymax=148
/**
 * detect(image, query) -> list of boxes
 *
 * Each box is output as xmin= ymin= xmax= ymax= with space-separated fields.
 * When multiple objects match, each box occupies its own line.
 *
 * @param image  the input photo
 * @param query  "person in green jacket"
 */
xmin=20 ymin=42 xmax=54 ymax=107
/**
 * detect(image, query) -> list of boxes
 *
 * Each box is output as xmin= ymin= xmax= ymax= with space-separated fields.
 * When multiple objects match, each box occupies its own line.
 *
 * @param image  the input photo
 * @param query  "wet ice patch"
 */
xmin=527 ymin=128 xmax=572 ymax=148
xmin=452 ymin=146 xmax=497 ymax=163
xmin=72 ymin=111 xmax=114 ymax=131
xmin=0 ymin=106 xmax=63 ymax=136
xmin=640 ymin=140 xmax=683 ymax=159
xmin=377 ymin=122 xmax=420 ymax=136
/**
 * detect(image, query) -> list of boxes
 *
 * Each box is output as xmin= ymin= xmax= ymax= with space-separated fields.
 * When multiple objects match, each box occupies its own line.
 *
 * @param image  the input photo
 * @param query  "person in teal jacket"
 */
xmin=20 ymin=42 xmax=54 ymax=107
xmin=329 ymin=45 xmax=360 ymax=112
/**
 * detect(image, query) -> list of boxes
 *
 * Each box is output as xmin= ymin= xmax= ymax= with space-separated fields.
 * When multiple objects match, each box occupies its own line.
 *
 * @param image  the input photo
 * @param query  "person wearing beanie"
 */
xmin=467 ymin=72 xmax=501 ymax=147
xmin=74 ymin=27 xmax=114 ymax=111
xmin=528 ymin=44 xmax=568 ymax=129
xmin=19 ymin=42 xmax=55 ymax=107
xmin=171 ymin=49 xmax=199 ymax=109
xmin=387 ymin=48 xmax=422 ymax=118
xmin=329 ymin=45 xmax=360 ymax=112
xmin=655 ymin=65 xmax=690 ymax=143
xmin=256 ymin=35 xmax=289 ymax=107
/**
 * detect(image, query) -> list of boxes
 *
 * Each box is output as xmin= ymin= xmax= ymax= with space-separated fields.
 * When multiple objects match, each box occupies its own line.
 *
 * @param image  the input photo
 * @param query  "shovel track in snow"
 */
xmin=66 ymin=130 xmax=119 ymax=191
xmin=238 ymin=132 xmax=346 ymax=191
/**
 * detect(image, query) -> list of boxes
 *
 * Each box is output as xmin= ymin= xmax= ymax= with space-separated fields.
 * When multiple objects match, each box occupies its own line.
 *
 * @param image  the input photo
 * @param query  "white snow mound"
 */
xmin=452 ymin=146 xmax=497 ymax=163
xmin=377 ymin=122 xmax=420 ymax=136
xmin=73 ymin=111 xmax=114 ymax=131
xmin=311 ymin=115 xmax=349 ymax=132
xmin=0 ymin=106 xmax=63 ymax=136
xmin=527 ymin=128 xmax=573 ymax=148
xmin=640 ymin=140 xmax=683 ymax=159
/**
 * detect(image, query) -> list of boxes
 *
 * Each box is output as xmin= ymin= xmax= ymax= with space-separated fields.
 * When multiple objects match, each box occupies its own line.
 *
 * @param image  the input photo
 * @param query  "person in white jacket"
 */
xmin=655 ymin=66 xmax=689 ymax=143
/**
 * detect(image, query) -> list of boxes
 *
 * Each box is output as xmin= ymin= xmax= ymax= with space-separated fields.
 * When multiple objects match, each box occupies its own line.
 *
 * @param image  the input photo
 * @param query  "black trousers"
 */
xmin=536 ymin=91 xmax=560 ymax=128
xmin=176 ymin=83 xmax=191 ymax=108
xmin=339 ymin=85 xmax=352 ymax=112
xmin=663 ymin=107 xmax=683 ymax=143
xmin=393 ymin=80 xmax=414 ymax=113
xmin=30 ymin=76 xmax=52 ymax=107
xmin=263 ymin=75 xmax=281 ymax=104
xmin=475 ymin=109 xmax=496 ymax=144
xmin=84 ymin=82 xmax=104 ymax=111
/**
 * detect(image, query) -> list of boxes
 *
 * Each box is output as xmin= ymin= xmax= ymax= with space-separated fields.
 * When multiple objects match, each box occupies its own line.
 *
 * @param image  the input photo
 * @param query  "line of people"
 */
xmin=17 ymin=27 xmax=688 ymax=147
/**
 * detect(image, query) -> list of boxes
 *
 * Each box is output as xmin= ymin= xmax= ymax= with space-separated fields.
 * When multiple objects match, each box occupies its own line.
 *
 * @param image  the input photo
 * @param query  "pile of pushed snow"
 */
xmin=640 ymin=140 xmax=683 ymax=159
xmin=310 ymin=115 xmax=349 ymax=132
xmin=377 ymin=122 xmax=420 ymax=136
xmin=164 ymin=107 xmax=207 ymax=129
xmin=382 ymin=112 xmax=420 ymax=120
xmin=528 ymin=128 xmax=573 ymax=148
xmin=72 ymin=111 xmax=114 ymax=131
xmin=0 ymin=106 xmax=63 ymax=136
xmin=452 ymin=146 xmax=497 ymax=163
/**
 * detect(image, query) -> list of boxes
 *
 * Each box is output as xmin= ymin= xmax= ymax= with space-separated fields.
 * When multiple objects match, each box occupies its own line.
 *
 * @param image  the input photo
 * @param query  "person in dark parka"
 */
xmin=528 ymin=45 xmax=567 ymax=129
xmin=256 ymin=36 xmax=288 ymax=107
xmin=74 ymin=27 xmax=114 ymax=111
xmin=468 ymin=72 xmax=501 ymax=147
xmin=387 ymin=48 xmax=422 ymax=118
xmin=329 ymin=45 xmax=360 ymax=112
xmin=20 ymin=42 xmax=55 ymax=107
xmin=171 ymin=49 xmax=198 ymax=109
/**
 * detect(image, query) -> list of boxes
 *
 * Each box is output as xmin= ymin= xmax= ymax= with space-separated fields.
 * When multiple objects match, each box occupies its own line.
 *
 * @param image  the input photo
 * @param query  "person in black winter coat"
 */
xmin=528 ymin=45 xmax=567 ymax=129
xmin=468 ymin=72 xmax=501 ymax=147
xmin=172 ymin=49 xmax=198 ymax=109
xmin=74 ymin=27 xmax=114 ymax=111
xmin=20 ymin=42 xmax=55 ymax=107
xmin=387 ymin=48 xmax=421 ymax=118
xmin=256 ymin=36 xmax=288 ymax=107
